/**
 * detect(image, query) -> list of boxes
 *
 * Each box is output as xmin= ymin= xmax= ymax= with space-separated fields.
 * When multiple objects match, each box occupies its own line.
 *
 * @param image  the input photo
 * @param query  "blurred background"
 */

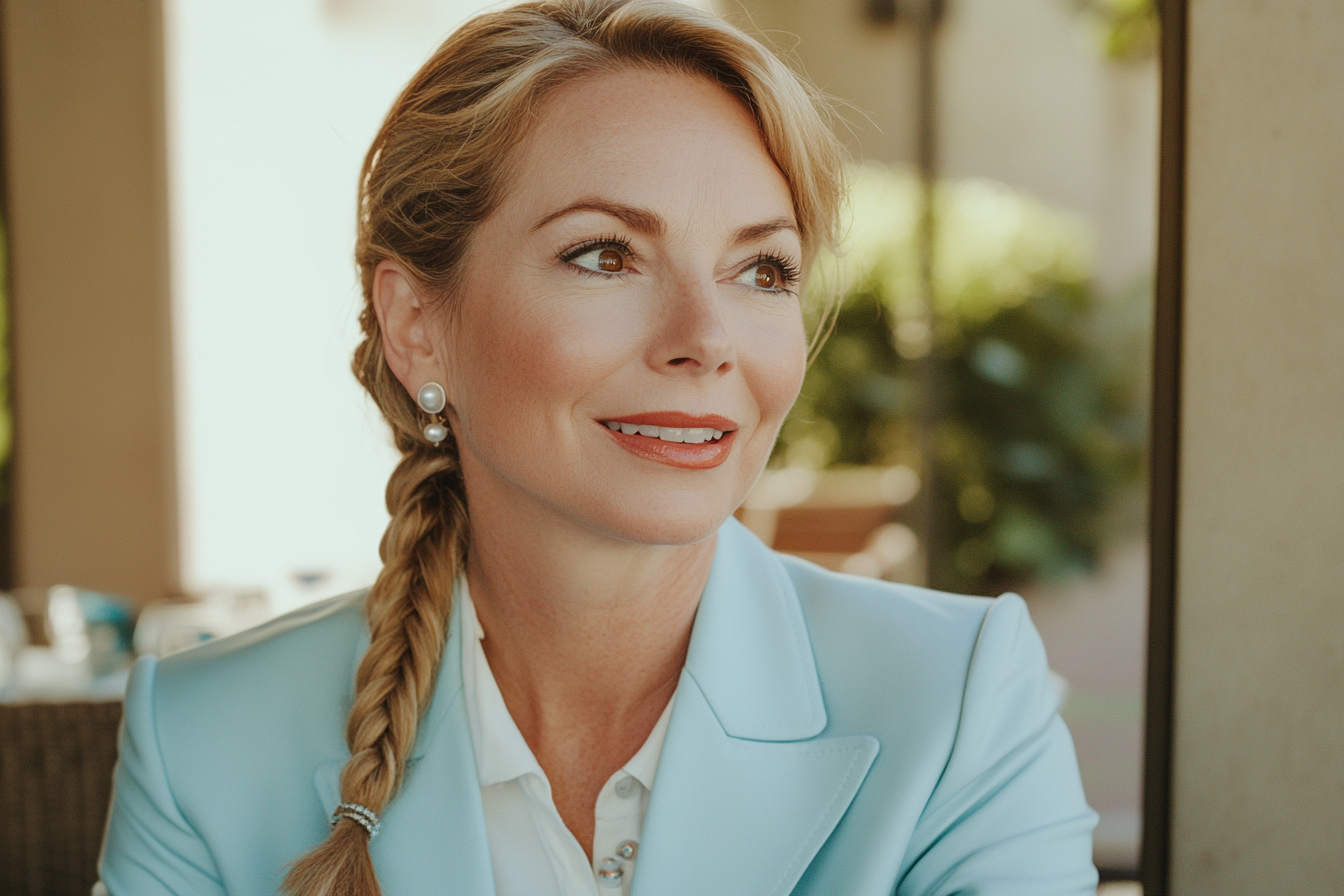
xmin=0 ymin=0 xmax=1158 ymax=890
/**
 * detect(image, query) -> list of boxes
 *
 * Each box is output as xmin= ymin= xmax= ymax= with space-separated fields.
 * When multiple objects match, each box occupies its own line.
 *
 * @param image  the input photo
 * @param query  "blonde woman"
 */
xmin=98 ymin=2 xmax=1098 ymax=894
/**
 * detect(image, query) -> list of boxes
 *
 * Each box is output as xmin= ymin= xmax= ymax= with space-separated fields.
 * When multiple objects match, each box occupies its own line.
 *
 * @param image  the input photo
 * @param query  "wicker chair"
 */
xmin=0 ymin=701 xmax=122 ymax=896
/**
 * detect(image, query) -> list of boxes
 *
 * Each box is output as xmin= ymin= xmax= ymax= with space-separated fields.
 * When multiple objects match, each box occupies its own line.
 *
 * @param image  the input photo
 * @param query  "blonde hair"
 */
xmin=283 ymin=2 xmax=845 ymax=893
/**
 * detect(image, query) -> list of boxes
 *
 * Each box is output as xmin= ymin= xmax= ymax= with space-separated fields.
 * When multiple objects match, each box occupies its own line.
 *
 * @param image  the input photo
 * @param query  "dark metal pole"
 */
xmin=912 ymin=0 xmax=942 ymax=587
xmin=1142 ymin=0 xmax=1187 ymax=891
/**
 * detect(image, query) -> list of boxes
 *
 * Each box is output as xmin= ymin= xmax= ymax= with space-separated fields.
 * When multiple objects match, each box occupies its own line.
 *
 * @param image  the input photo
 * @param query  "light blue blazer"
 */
xmin=99 ymin=518 xmax=1098 ymax=895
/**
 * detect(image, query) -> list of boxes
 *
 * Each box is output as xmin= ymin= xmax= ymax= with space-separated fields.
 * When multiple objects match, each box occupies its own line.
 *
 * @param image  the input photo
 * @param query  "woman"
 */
xmin=98 ymin=1 xmax=1097 ymax=894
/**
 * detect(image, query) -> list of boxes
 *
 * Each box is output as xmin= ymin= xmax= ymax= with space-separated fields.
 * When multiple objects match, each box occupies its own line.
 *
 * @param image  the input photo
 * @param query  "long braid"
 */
xmin=282 ymin=3 xmax=845 ymax=894
xmin=344 ymin=446 xmax=468 ymax=808
xmin=283 ymin=441 xmax=468 ymax=895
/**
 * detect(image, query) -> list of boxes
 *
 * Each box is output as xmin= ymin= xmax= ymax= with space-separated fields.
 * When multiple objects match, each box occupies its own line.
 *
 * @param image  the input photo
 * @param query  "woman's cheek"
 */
xmin=518 ymin=281 xmax=647 ymax=375
xmin=458 ymin=287 xmax=600 ymax=390
xmin=741 ymin=312 xmax=808 ymax=431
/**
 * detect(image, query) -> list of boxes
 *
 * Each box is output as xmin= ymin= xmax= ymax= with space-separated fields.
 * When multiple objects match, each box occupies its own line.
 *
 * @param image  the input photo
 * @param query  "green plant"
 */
xmin=1064 ymin=0 xmax=1159 ymax=61
xmin=779 ymin=165 xmax=1148 ymax=593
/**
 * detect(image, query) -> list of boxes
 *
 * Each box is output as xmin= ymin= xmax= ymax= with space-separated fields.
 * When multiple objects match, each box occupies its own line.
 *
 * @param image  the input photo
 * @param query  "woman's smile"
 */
xmin=598 ymin=412 xmax=738 ymax=469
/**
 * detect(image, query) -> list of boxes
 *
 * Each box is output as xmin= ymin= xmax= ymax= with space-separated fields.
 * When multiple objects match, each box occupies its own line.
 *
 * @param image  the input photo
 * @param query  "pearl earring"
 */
xmin=416 ymin=382 xmax=448 ymax=447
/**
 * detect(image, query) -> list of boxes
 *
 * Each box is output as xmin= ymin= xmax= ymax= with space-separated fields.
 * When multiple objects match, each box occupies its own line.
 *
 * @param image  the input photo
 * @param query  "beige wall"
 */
xmin=2 ymin=0 xmax=177 ymax=605
xmin=1172 ymin=1 xmax=1344 ymax=891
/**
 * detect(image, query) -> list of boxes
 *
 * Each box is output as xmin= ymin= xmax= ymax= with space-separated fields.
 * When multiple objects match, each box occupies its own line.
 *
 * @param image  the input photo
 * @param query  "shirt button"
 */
xmin=616 ymin=839 xmax=638 ymax=860
xmin=598 ymin=857 xmax=623 ymax=887
xmin=614 ymin=775 xmax=638 ymax=799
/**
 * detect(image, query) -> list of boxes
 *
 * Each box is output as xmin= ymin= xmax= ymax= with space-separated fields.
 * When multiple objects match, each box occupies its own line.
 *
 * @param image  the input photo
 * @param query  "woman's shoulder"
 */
xmin=780 ymin=550 xmax=999 ymax=635
xmin=776 ymin=550 xmax=1012 ymax=676
xmin=775 ymin=551 xmax=1054 ymax=742
xmin=155 ymin=588 xmax=367 ymax=685
xmin=714 ymin=518 xmax=1042 ymax=719
xmin=143 ymin=589 xmax=370 ymax=759
xmin=104 ymin=592 xmax=374 ymax=894
xmin=771 ymin=551 xmax=1094 ymax=892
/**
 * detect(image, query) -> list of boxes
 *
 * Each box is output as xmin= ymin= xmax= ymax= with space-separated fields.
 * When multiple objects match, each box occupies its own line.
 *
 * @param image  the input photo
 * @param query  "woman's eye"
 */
xmin=738 ymin=261 xmax=786 ymax=291
xmin=568 ymin=245 xmax=626 ymax=273
xmin=754 ymin=263 xmax=780 ymax=289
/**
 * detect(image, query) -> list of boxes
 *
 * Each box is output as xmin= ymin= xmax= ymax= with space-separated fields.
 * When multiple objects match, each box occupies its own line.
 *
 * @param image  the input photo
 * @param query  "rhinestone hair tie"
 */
xmin=331 ymin=802 xmax=381 ymax=839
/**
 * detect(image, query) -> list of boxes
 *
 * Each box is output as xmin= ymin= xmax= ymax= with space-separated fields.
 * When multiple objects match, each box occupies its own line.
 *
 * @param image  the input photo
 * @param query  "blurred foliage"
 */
xmin=1064 ymin=0 xmax=1159 ymax=61
xmin=780 ymin=164 xmax=1149 ymax=593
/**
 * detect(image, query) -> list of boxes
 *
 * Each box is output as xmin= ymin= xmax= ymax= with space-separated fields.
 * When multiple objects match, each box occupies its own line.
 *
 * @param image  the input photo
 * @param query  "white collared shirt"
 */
xmin=459 ymin=581 xmax=675 ymax=896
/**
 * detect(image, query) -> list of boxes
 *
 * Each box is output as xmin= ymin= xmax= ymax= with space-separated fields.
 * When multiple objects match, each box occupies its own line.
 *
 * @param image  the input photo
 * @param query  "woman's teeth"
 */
xmin=604 ymin=421 xmax=726 ymax=444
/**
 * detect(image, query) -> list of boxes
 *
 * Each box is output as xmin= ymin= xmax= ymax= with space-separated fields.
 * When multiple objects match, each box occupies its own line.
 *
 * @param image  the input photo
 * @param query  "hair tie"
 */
xmin=331 ymin=802 xmax=381 ymax=839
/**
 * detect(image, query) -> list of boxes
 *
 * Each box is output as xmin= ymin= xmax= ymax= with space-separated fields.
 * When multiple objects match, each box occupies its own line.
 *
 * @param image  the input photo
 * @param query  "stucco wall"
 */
xmin=1172 ymin=1 xmax=1344 ymax=890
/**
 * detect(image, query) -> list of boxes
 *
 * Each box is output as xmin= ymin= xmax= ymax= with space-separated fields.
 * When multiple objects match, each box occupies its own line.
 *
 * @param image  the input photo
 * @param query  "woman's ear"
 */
xmin=372 ymin=259 xmax=444 ymax=393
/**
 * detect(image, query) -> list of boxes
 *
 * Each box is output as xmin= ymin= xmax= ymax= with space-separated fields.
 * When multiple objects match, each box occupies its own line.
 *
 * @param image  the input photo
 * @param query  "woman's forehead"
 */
xmin=500 ymin=67 xmax=796 ymax=235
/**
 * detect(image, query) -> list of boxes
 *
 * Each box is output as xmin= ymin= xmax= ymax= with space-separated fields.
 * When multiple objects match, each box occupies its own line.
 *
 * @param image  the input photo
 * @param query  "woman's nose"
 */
xmin=647 ymin=275 xmax=736 ymax=376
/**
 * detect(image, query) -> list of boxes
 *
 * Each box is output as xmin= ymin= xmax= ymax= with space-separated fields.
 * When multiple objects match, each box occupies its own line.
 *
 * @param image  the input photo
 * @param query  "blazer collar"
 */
xmin=631 ymin=518 xmax=879 ymax=896
xmin=684 ymin=516 xmax=828 ymax=741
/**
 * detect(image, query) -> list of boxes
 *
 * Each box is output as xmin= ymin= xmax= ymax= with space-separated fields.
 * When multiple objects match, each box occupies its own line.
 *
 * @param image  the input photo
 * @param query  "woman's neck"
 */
xmin=465 ymin=507 xmax=712 ymax=731
xmin=462 ymin=490 xmax=716 ymax=855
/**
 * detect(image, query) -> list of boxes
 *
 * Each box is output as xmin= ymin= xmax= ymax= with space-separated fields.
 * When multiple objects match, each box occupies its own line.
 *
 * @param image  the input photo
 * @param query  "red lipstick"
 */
xmin=599 ymin=412 xmax=738 ymax=470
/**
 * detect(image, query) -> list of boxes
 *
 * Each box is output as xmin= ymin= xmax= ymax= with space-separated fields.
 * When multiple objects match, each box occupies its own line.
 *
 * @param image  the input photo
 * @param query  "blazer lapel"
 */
xmin=314 ymin=594 xmax=496 ymax=896
xmin=631 ymin=520 xmax=879 ymax=896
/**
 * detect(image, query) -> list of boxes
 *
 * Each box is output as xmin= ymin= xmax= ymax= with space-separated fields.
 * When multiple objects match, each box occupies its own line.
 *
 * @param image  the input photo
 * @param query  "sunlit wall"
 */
xmin=166 ymin=0 xmax=500 ymax=613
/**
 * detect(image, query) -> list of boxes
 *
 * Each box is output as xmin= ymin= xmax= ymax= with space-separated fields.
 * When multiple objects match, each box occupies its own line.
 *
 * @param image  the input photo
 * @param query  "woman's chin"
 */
xmin=574 ymin=497 xmax=734 ymax=548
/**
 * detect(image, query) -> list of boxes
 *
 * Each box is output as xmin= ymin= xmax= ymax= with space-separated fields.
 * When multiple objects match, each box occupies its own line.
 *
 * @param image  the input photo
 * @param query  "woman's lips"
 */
xmin=605 ymin=412 xmax=738 ymax=430
xmin=598 ymin=413 xmax=738 ymax=470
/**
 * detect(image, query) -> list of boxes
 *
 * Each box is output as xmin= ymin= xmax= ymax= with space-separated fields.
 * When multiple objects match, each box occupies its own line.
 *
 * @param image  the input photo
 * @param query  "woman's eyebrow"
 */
xmin=732 ymin=216 xmax=799 ymax=246
xmin=531 ymin=199 xmax=665 ymax=236
xmin=531 ymin=202 xmax=798 ymax=247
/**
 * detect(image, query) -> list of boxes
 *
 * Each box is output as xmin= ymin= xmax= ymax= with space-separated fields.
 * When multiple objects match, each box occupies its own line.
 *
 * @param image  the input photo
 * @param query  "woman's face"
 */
xmin=438 ymin=67 xmax=807 ymax=546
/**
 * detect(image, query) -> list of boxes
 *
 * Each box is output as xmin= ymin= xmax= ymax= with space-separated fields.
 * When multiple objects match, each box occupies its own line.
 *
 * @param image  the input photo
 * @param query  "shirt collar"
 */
xmin=459 ymin=579 xmax=547 ymax=789
xmin=621 ymin=687 xmax=675 ymax=792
